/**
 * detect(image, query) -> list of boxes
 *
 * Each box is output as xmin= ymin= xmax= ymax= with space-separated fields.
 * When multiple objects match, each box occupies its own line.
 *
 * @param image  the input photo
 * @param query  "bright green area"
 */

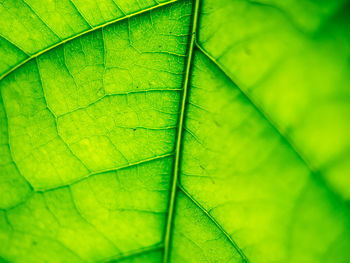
xmin=0 ymin=0 xmax=350 ymax=262
xmin=199 ymin=0 xmax=350 ymax=199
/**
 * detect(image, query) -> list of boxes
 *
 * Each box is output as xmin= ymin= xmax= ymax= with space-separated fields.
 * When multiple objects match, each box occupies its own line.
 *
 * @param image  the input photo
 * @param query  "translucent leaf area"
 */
xmin=0 ymin=0 xmax=350 ymax=262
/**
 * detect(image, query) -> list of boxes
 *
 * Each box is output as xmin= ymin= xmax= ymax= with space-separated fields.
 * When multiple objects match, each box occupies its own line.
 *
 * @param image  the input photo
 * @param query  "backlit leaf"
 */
xmin=0 ymin=0 xmax=349 ymax=262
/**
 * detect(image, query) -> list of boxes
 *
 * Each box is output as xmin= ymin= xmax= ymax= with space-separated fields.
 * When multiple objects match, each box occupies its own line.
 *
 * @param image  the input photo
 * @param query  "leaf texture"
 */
xmin=0 ymin=0 xmax=350 ymax=262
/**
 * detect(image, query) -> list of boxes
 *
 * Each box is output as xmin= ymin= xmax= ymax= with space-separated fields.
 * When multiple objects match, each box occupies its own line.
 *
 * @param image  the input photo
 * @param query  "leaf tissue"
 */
xmin=0 ymin=0 xmax=350 ymax=262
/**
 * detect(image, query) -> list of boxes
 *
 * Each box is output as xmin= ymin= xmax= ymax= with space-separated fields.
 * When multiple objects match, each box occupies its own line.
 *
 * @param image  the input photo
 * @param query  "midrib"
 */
xmin=0 ymin=0 xmax=247 ymax=261
xmin=162 ymin=0 xmax=201 ymax=262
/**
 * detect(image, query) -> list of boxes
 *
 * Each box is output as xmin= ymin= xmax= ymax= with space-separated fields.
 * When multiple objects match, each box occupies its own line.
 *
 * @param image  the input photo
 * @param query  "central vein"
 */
xmin=162 ymin=0 xmax=201 ymax=262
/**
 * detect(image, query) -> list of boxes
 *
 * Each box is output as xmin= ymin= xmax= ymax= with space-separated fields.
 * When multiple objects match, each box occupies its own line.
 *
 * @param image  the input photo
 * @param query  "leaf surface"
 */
xmin=0 ymin=0 xmax=350 ymax=262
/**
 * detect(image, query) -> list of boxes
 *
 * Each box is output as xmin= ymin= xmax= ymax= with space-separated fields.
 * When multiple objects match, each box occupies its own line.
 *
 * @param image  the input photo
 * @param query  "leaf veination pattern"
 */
xmin=163 ymin=0 xmax=201 ymax=261
xmin=193 ymin=40 xmax=350 ymax=221
xmin=1 ymin=0 xmax=350 ymax=262
xmin=0 ymin=0 xmax=178 ymax=81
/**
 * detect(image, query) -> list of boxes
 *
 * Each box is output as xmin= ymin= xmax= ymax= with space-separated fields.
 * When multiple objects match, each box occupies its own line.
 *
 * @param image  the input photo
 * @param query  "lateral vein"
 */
xmin=0 ymin=0 xmax=178 ymax=82
xmin=35 ymin=152 xmax=174 ymax=192
xmin=162 ymin=0 xmax=201 ymax=262
xmin=195 ymin=41 xmax=349 ymax=212
xmin=195 ymin=42 xmax=315 ymax=173
xmin=99 ymin=243 xmax=163 ymax=263
xmin=178 ymin=184 xmax=249 ymax=263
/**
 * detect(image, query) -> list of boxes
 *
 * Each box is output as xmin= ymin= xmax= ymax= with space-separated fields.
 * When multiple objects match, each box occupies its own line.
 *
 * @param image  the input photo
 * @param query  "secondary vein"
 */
xmin=100 ymin=243 xmax=163 ymax=263
xmin=0 ymin=0 xmax=178 ymax=82
xmin=34 ymin=152 xmax=174 ymax=193
xmin=162 ymin=0 xmax=201 ymax=262
xmin=195 ymin=42 xmax=316 ymax=173
xmin=195 ymin=42 xmax=349 ymax=209
xmin=178 ymin=184 xmax=249 ymax=262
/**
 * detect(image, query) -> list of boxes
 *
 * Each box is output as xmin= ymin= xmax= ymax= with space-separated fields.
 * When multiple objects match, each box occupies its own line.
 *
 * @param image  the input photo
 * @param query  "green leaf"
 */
xmin=0 ymin=0 xmax=350 ymax=262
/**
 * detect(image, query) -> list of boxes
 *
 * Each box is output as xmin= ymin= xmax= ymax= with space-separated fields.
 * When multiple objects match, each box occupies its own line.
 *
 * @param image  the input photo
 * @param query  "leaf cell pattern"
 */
xmin=0 ymin=0 xmax=350 ymax=262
